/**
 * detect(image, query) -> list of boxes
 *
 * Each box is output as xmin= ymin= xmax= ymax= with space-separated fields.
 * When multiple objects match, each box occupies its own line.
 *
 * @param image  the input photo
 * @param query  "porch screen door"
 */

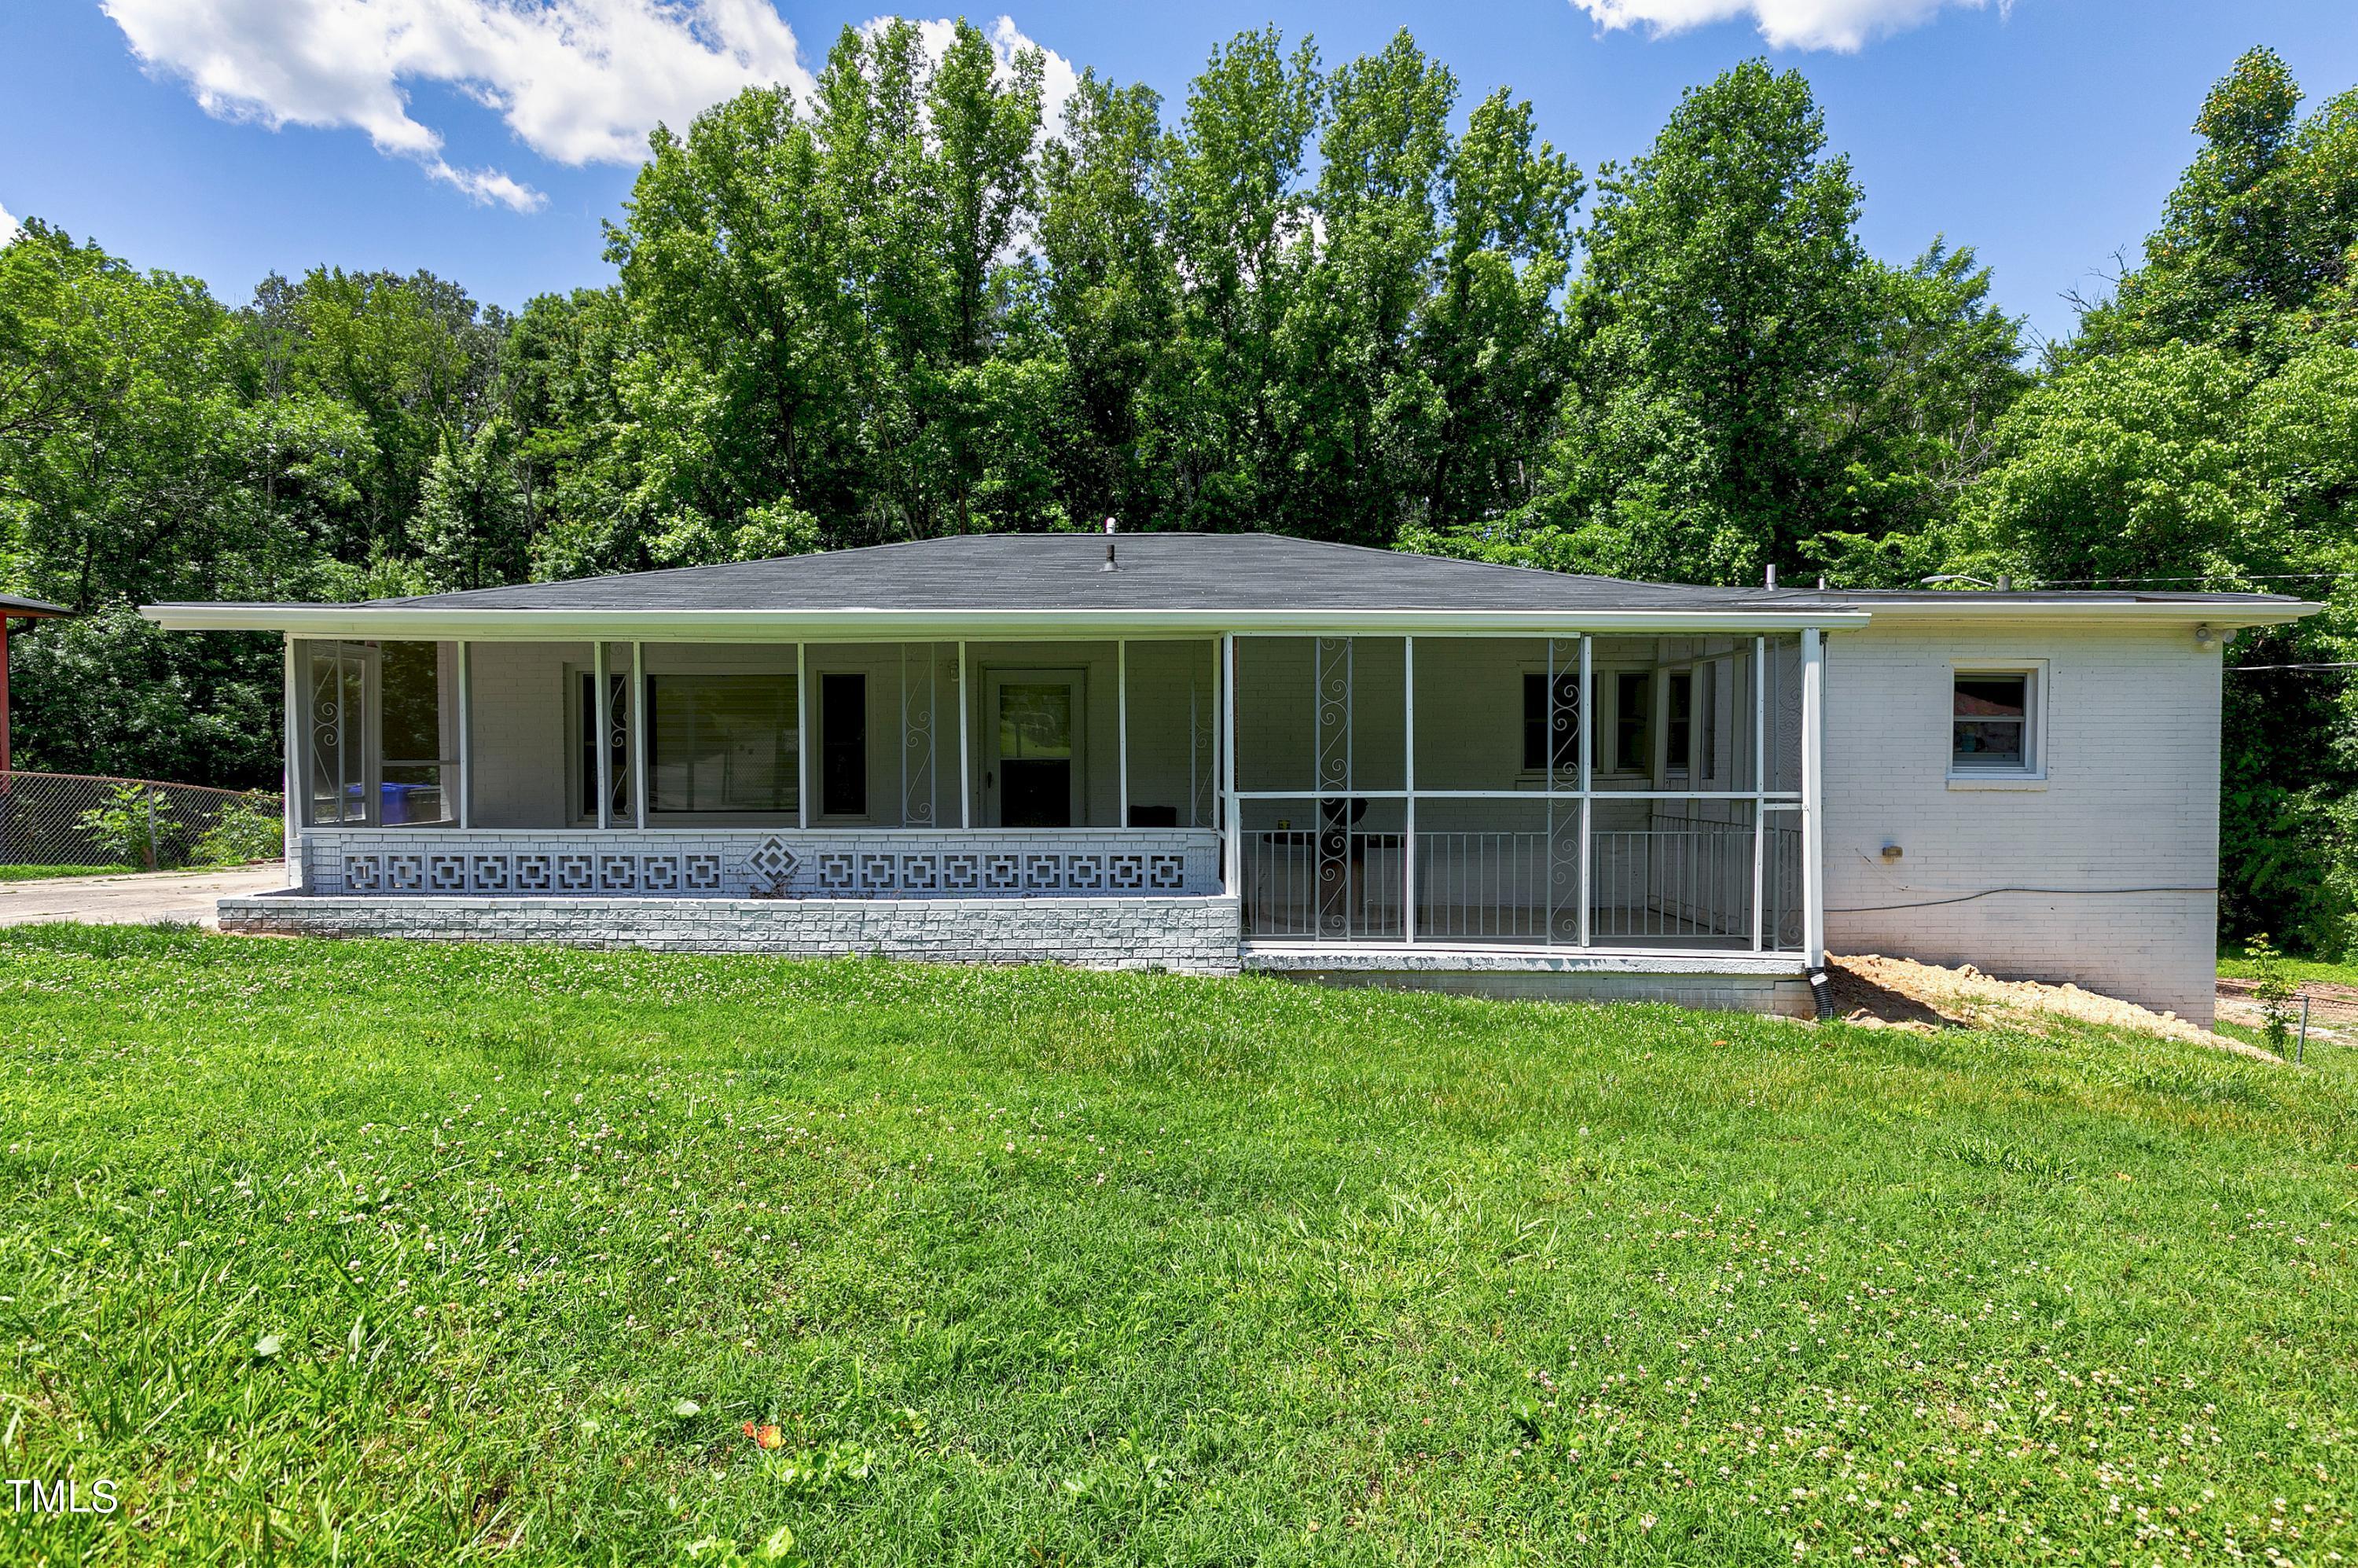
xmin=986 ymin=670 xmax=1084 ymax=828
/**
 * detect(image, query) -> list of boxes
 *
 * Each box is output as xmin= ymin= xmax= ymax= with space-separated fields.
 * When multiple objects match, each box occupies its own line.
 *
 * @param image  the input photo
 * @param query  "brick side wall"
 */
xmin=1821 ymin=620 xmax=2221 ymax=1023
xmin=219 ymin=893 xmax=1245 ymax=975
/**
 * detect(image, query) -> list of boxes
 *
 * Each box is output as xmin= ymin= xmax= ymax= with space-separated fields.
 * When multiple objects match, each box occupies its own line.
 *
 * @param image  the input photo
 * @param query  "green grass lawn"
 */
xmin=2 ymin=925 xmax=2352 ymax=1566
xmin=2219 ymin=947 xmax=2358 ymax=992
xmin=0 ymin=863 xmax=136 ymax=883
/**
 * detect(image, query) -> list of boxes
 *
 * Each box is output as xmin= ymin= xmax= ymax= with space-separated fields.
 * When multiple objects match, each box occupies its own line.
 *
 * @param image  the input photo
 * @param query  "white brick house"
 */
xmin=142 ymin=533 xmax=2310 ymax=1021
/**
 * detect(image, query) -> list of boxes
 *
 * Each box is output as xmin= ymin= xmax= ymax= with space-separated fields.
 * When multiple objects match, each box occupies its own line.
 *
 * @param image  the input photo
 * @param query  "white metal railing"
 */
xmin=1411 ymin=831 xmax=1557 ymax=942
xmin=1241 ymin=817 xmax=1805 ymax=952
xmin=1239 ymin=830 xmax=1406 ymax=941
xmin=1590 ymin=817 xmax=1753 ymax=944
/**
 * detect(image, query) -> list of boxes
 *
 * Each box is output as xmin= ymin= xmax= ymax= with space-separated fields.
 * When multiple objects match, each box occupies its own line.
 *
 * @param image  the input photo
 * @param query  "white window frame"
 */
xmin=644 ymin=670 xmax=805 ymax=822
xmin=1513 ymin=659 xmax=1660 ymax=787
xmin=1598 ymin=664 xmax=1655 ymax=784
xmin=1947 ymin=659 xmax=2048 ymax=788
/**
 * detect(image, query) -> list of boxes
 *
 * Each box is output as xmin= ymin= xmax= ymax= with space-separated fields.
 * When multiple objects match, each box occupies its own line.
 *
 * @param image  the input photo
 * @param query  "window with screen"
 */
xmin=1697 ymin=663 xmax=1717 ymax=781
xmin=1614 ymin=671 xmax=1652 ymax=773
xmin=1952 ymin=670 xmax=2034 ymax=773
xmin=1666 ymin=671 xmax=1693 ymax=776
xmin=645 ymin=674 xmax=799 ymax=813
xmin=1521 ymin=670 xmax=1581 ymax=773
xmin=821 ymin=673 xmax=868 ymax=817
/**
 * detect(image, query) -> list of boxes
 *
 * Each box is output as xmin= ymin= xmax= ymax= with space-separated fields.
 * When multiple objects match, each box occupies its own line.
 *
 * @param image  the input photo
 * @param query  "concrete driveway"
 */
xmin=0 ymin=864 xmax=291 ymax=928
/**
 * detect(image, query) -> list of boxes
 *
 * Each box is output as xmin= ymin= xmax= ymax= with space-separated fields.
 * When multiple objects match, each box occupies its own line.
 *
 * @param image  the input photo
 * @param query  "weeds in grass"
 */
xmin=1931 ymin=1130 xmax=2081 ymax=1187
xmin=2248 ymin=931 xmax=2298 ymax=1052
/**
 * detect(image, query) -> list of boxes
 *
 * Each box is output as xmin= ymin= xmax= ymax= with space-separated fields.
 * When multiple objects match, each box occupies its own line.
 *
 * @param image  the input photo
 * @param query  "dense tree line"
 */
xmin=2 ymin=27 xmax=2354 ymax=946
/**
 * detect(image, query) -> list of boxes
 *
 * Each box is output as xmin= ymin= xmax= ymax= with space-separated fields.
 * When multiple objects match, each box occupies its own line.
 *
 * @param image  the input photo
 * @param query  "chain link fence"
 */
xmin=0 ymin=770 xmax=284 ymax=872
xmin=2217 ymin=975 xmax=2358 ymax=1062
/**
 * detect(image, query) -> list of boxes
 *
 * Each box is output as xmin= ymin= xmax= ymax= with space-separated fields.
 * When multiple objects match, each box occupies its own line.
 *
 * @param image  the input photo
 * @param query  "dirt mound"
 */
xmin=1827 ymin=953 xmax=2281 ymax=1063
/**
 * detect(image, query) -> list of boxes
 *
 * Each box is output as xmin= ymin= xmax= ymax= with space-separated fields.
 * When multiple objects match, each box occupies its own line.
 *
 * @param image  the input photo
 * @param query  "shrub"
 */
xmin=2244 ymin=931 xmax=2296 ymax=1053
xmin=195 ymin=794 xmax=282 ymax=866
xmin=75 ymin=782 xmax=166 ymax=870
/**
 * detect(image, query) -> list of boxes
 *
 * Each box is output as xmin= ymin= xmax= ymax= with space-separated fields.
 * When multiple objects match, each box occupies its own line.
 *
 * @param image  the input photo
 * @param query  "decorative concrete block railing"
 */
xmin=299 ymin=828 xmax=1222 ymax=899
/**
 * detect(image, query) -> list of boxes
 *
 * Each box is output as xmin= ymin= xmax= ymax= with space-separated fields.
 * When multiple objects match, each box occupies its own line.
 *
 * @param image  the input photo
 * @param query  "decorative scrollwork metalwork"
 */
xmin=902 ymin=643 xmax=938 ymax=828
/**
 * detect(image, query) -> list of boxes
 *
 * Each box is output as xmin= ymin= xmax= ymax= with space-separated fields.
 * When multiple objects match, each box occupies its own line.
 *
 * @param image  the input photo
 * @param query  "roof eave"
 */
xmin=138 ymin=604 xmax=1877 ymax=638
xmin=1852 ymin=598 xmax=2320 ymax=631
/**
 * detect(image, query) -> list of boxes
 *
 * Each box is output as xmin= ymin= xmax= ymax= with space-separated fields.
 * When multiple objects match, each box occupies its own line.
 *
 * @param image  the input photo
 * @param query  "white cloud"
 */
xmin=102 ymin=3 xmax=1078 ymax=211
xmin=863 ymin=15 xmax=1080 ymax=142
xmin=100 ymin=0 xmax=817 ymax=210
xmin=0 ymin=200 xmax=17 ymax=245
xmin=1570 ymin=0 xmax=2007 ymax=51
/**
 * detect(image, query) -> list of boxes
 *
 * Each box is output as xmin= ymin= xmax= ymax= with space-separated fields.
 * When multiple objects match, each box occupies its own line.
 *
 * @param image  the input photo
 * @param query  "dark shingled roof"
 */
xmin=365 ymin=533 xmax=1837 ymax=615
xmin=347 ymin=533 xmax=2307 ymax=618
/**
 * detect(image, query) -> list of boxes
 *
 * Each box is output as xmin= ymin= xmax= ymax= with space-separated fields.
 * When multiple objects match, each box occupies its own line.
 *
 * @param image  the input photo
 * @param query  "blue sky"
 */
xmin=2 ymin=1 xmax=2355 ymax=350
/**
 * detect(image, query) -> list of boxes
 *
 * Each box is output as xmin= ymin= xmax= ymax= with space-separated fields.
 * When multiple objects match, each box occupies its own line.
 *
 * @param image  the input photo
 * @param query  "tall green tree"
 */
xmin=2077 ymin=47 xmax=2358 ymax=364
xmin=1037 ymin=70 xmax=1180 ymax=527
xmin=1967 ymin=46 xmax=2358 ymax=950
xmin=1533 ymin=61 xmax=1878 ymax=583
xmin=1412 ymin=86 xmax=1582 ymax=531
xmin=1159 ymin=27 xmax=1324 ymax=529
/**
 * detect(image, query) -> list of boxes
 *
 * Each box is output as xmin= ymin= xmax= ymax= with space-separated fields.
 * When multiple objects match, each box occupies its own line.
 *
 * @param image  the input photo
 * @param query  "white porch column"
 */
xmin=795 ymin=643 xmax=810 ymax=829
xmin=1750 ymin=634 xmax=1766 ymax=952
xmin=1578 ymin=634 xmax=1592 ymax=948
xmin=1402 ymin=636 xmax=1416 ymax=945
xmin=1117 ymin=638 xmax=1129 ymax=828
xmin=283 ymin=635 xmax=303 ymax=886
xmin=630 ymin=641 xmax=648 ymax=830
xmin=457 ymin=640 xmax=473 ymax=831
xmin=957 ymin=640 xmax=971 ymax=829
xmin=1220 ymin=633 xmax=1239 ymax=894
xmin=1801 ymin=627 xmax=1827 ymax=967
xmin=593 ymin=641 xmax=612 ymax=831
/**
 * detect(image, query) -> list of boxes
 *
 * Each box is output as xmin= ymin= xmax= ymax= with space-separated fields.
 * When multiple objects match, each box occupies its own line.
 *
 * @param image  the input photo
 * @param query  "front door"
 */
xmin=986 ymin=670 xmax=1085 ymax=828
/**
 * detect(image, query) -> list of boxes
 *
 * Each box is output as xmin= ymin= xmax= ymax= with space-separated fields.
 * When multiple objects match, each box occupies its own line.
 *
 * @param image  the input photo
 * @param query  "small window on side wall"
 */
xmin=1952 ymin=670 xmax=2036 ymax=774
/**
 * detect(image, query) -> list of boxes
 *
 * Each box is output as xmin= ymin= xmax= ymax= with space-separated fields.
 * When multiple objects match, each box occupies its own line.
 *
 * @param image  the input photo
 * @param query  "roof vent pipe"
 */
xmin=1765 ymin=564 xmax=1777 ymax=589
xmin=1102 ymin=516 xmax=1118 ymax=571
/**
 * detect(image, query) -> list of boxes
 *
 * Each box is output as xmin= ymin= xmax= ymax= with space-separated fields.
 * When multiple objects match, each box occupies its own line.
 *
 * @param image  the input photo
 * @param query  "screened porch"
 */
xmin=288 ymin=636 xmax=1225 ymax=899
xmin=1227 ymin=634 xmax=1811 ymax=954
xmin=279 ymin=626 xmax=1822 ymax=957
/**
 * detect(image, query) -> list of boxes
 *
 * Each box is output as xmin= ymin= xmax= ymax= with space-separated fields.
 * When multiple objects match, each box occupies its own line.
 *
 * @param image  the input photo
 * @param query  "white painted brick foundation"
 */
xmin=1243 ymin=947 xmax=1816 ymax=1016
xmin=219 ymin=891 xmax=1244 ymax=975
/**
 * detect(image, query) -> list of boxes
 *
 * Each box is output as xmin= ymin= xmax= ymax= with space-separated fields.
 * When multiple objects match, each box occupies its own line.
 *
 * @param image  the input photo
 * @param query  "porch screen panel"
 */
xmin=1119 ymin=640 xmax=1219 ymax=828
xmin=1413 ymin=796 xmax=1552 ymax=943
xmin=1236 ymin=795 xmax=1405 ymax=942
xmin=302 ymin=642 xmax=369 ymax=826
xmin=379 ymin=640 xmax=459 ymax=826
xmin=1233 ymin=637 xmax=1316 ymax=794
xmin=1762 ymin=633 xmax=1804 ymax=795
xmin=1589 ymin=799 xmax=1763 ymax=948
xmin=1409 ymin=637 xmax=1555 ymax=791
xmin=647 ymin=675 xmax=799 ymax=814
xmin=895 ymin=643 xmax=952 ymax=829
xmin=1344 ymin=638 xmax=1406 ymax=793
xmin=297 ymin=639 xmax=461 ymax=828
